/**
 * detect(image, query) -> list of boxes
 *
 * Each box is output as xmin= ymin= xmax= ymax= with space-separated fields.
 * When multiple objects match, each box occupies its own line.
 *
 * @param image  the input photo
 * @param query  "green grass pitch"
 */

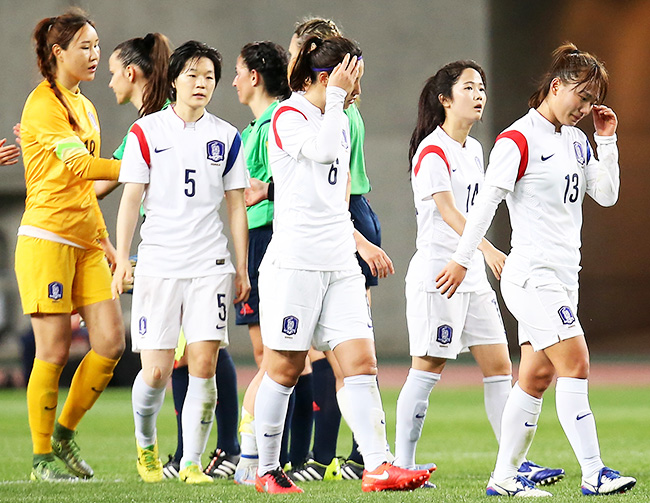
xmin=1 ymin=384 xmax=647 ymax=502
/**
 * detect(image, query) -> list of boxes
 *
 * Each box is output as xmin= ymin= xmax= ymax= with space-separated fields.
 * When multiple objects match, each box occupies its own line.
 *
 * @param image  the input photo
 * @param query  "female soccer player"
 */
xmin=253 ymin=35 xmax=429 ymax=494
xmin=112 ymin=40 xmax=250 ymax=484
xmin=437 ymin=44 xmax=636 ymax=496
xmin=394 ymin=60 xmax=563 ymax=487
xmin=16 ymin=8 xmax=124 ymax=481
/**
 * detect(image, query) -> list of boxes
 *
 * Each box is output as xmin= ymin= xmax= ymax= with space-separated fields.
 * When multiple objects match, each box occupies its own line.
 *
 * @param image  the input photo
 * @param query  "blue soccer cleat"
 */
xmin=518 ymin=460 xmax=565 ymax=486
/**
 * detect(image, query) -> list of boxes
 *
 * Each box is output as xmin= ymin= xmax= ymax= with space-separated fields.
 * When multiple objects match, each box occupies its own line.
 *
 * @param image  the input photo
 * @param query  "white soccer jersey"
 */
xmin=266 ymin=90 xmax=356 ymax=271
xmin=119 ymin=106 xmax=248 ymax=278
xmin=485 ymin=108 xmax=619 ymax=288
xmin=407 ymin=127 xmax=491 ymax=293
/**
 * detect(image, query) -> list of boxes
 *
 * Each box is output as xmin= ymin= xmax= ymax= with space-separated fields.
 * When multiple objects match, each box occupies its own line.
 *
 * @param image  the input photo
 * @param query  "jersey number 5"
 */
xmin=185 ymin=168 xmax=196 ymax=197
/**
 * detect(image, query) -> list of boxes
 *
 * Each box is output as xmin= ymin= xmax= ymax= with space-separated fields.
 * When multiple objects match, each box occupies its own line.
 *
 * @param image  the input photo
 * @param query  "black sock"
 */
xmin=215 ymin=349 xmax=240 ymax=455
xmin=289 ymin=373 xmax=314 ymax=467
xmin=170 ymin=365 xmax=189 ymax=462
xmin=311 ymin=359 xmax=340 ymax=465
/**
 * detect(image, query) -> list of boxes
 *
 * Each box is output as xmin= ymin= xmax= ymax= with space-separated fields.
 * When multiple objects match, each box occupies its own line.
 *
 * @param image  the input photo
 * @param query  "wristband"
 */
xmin=267 ymin=181 xmax=274 ymax=201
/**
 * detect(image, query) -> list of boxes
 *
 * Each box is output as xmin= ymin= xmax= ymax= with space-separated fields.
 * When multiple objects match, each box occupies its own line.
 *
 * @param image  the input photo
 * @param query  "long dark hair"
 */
xmin=289 ymin=36 xmax=362 ymax=92
xmin=168 ymin=41 xmax=222 ymax=102
xmin=240 ymin=41 xmax=291 ymax=101
xmin=33 ymin=8 xmax=95 ymax=130
xmin=408 ymin=60 xmax=486 ymax=166
xmin=113 ymin=33 xmax=172 ymax=116
xmin=529 ymin=42 xmax=608 ymax=108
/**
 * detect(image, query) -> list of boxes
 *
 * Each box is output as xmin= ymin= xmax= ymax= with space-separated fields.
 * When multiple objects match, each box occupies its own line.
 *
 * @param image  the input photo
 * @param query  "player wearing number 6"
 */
xmin=436 ymin=44 xmax=635 ymax=496
xmin=112 ymin=41 xmax=250 ymax=485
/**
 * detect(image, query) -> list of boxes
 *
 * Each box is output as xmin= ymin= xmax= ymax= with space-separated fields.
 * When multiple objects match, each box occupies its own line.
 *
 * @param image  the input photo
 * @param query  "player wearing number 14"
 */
xmin=112 ymin=41 xmax=250 ymax=484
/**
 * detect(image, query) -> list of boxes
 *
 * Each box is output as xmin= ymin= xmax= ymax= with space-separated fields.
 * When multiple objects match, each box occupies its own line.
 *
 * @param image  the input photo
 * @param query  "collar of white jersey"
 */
xmin=435 ymin=125 xmax=470 ymax=151
xmin=528 ymin=108 xmax=560 ymax=135
xmin=292 ymin=92 xmax=325 ymax=116
xmin=169 ymin=104 xmax=208 ymax=129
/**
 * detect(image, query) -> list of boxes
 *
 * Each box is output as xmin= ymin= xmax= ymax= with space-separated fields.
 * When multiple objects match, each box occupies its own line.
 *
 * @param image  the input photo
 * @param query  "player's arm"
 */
xmin=585 ymin=105 xmax=619 ymax=207
xmin=111 ymin=182 xmax=144 ymax=298
xmin=433 ymin=191 xmax=505 ymax=280
xmin=225 ymin=188 xmax=251 ymax=304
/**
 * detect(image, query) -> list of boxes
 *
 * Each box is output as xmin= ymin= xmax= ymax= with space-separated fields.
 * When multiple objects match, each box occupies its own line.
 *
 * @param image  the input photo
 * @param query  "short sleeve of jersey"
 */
xmin=484 ymin=134 xmax=524 ymax=192
xmin=413 ymin=152 xmax=452 ymax=202
xmin=119 ymin=124 xmax=150 ymax=184
xmin=223 ymin=131 xmax=248 ymax=191
xmin=273 ymin=107 xmax=310 ymax=160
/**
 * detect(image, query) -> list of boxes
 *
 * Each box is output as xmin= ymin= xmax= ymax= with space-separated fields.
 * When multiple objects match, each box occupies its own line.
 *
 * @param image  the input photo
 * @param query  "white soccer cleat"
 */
xmin=581 ymin=467 xmax=636 ymax=495
xmin=487 ymin=474 xmax=553 ymax=497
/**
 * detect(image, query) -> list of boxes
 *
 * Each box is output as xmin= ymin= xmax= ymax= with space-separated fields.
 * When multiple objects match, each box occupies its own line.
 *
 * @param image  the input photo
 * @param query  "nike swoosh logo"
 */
xmin=263 ymin=432 xmax=281 ymax=437
xmin=576 ymin=413 xmax=593 ymax=420
xmin=44 ymin=405 xmax=57 ymax=411
xmin=524 ymin=422 xmax=536 ymax=427
xmin=415 ymin=413 xmax=425 ymax=419
xmin=541 ymin=154 xmax=555 ymax=161
xmin=216 ymin=324 xmax=226 ymax=330
xmin=365 ymin=471 xmax=389 ymax=480
xmin=91 ymin=387 xmax=102 ymax=393
xmin=200 ymin=420 xmax=212 ymax=425
xmin=154 ymin=146 xmax=172 ymax=153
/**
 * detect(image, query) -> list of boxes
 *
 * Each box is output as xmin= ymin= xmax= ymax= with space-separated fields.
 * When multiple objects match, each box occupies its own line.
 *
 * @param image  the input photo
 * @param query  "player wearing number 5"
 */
xmin=437 ymin=44 xmax=636 ymax=496
xmin=112 ymin=41 xmax=250 ymax=484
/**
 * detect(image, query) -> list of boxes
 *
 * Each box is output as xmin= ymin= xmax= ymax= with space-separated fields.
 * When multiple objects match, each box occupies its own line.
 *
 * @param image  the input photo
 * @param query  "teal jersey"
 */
xmin=346 ymin=103 xmax=371 ymax=195
xmin=243 ymin=102 xmax=277 ymax=229
xmin=112 ymin=100 xmax=171 ymax=160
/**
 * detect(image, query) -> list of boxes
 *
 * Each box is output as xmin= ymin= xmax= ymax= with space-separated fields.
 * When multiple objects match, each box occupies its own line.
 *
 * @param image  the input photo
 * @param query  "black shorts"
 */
xmin=349 ymin=195 xmax=382 ymax=288
xmin=235 ymin=224 xmax=273 ymax=325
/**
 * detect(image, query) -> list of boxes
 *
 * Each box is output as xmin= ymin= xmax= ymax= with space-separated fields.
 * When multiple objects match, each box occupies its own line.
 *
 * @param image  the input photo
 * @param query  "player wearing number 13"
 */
xmin=112 ymin=41 xmax=250 ymax=484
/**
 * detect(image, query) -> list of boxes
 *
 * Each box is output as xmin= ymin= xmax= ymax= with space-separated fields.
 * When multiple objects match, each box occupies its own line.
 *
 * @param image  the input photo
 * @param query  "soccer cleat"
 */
xmin=204 ymin=449 xmax=240 ymax=479
xmin=288 ymin=457 xmax=342 ymax=482
xmin=51 ymin=433 xmax=94 ymax=479
xmin=486 ymin=474 xmax=553 ymax=497
xmin=256 ymin=468 xmax=304 ymax=494
xmin=30 ymin=456 xmax=79 ymax=482
xmin=234 ymin=455 xmax=258 ymax=486
xmin=415 ymin=462 xmax=438 ymax=473
xmin=361 ymin=462 xmax=430 ymax=492
xmin=580 ymin=467 xmax=636 ymax=495
xmin=162 ymin=455 xmax=180 ymax=479
xmin=136 ymin=441 xmax=163 ymax=483
xmin=420 ymin=480 xmax=437 ymax=489
xmin=179 ymin=463 xmax=214 ymax=484
xmin=341 ymin=458 xmax=364 ymax=480
xmin=518 ymin=460 xmax=565 ymax=486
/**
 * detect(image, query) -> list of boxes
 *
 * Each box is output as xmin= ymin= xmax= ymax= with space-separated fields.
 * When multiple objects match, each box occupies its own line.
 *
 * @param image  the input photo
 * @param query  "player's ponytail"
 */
xmin=289 ymin=36 xmax=362 ymax=92
xmin=33 ymin=8 xmax=94 ymax=130
xmin=529 ymin=42 xmax=609 ymax=109
xmin=409 ymin=60 xmax=486 ymax=168
xmin=113 ymin=33 xmax=173 ymax=116
xmin=240 ymin=41 xmax=291 ymax=101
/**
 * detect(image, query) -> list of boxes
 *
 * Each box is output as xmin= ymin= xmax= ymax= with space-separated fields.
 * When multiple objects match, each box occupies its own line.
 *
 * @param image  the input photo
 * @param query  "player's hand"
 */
xmin=592 ymin=105 xmax=617 ymax=137
xmin=111 ymin=258 xmax=133 ymax=299
xmin=233 ymin=269 xmax=251 ymax=304
xmin=436 ymin=260 xmax=467 ymax=298
xmin=327 ymin=53 xmax=360 ymax=96
xmin=481 ymin=244 xmax=506 ymax=281
xmin=357 ymin=240 xmax=395 ymax=279
xmin=245 ymin=178 xmax=269 ymax=207
xmin=13 ymin=123 xmax=21 ymax=146
xmin=0 ymin=137 xmax=20 ymax=166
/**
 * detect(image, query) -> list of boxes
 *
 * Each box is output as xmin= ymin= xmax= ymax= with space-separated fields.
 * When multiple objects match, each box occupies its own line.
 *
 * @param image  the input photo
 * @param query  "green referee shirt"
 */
xmin=346 ymin=103 xmax=371 ymax=196
xmin=243 ymin=102 xmax=277 ymax=230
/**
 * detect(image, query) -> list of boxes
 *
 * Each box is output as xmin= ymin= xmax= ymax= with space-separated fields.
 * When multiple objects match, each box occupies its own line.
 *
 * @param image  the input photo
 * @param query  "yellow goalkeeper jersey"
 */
xmin=20 ymin=80 xmax=120 ymax=250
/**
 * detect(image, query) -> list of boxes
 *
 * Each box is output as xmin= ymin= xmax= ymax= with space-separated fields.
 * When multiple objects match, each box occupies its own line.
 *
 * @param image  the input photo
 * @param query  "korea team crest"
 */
xmin=138 ymin=316 xmax=147 ymax=336
xmin=48 ymin=281 xmax=63 ymax=301
xmin=558 ymin=306 xmax=575 ymax=325
xmin=206 ymin=140 xmax=225 ymax=163
xmin=573 ymin=142 xmax=585 ymax=165
xmin=436 ymin=324 xmax=453 ymax=345
xmin=282 ymin=315 xmax=299 ymax=337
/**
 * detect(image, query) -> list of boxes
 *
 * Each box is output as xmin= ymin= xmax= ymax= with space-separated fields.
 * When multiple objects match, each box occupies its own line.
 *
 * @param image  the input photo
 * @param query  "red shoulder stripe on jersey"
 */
xmin=495 ymin=130 xmax=528 ymax=181
xmin=272 ymin=106 xmax=308 ymax=150
xmin=130 ymin=123 xmax=150 ymax=167
xmin=413 ymin=145 xmax=450 ymax=177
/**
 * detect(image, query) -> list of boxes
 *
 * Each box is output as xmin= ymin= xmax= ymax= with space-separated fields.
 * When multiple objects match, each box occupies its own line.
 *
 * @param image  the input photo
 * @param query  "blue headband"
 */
xmin=312 ymin=55 xmax=362 ymax=73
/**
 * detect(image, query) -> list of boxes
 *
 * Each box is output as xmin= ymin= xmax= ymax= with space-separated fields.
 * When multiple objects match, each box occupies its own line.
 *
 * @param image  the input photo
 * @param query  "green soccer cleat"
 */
xmin=31 ymin=455 xmax=79 ymax=482
xmin=51 ymin=432 xmax=94 ymax=479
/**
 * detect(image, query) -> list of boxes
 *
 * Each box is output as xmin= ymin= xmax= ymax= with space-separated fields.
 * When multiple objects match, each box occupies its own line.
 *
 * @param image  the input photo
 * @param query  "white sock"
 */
xmin=132 ymin=370 xmax=166 ymax=448
xmin=394 ymin=368 xmax=440 ymax=468
xmin=343 ymin=375 xmax=388 ymax=471
xmin=180 ymin=375 xmax=217 ymax=468
xmin=239 ymin=406 xmax=258 ymax=460
xmin=483 ymin=375 xmax=512 ymax=444
xmin=493 ymin=382 xmax=542 ymax=481
xmin=255 ymin=373 xmax=293 ymax=475
xmin=555 ymin=377 xmax=604 ymax=478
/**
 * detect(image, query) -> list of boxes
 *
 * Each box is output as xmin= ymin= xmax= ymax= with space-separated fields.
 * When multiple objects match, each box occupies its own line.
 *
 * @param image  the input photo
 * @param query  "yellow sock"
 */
xmin=57 ymin=350 xmax=119 ymax=431
xmin=27 ymin=359 xmax=64 ymax=454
